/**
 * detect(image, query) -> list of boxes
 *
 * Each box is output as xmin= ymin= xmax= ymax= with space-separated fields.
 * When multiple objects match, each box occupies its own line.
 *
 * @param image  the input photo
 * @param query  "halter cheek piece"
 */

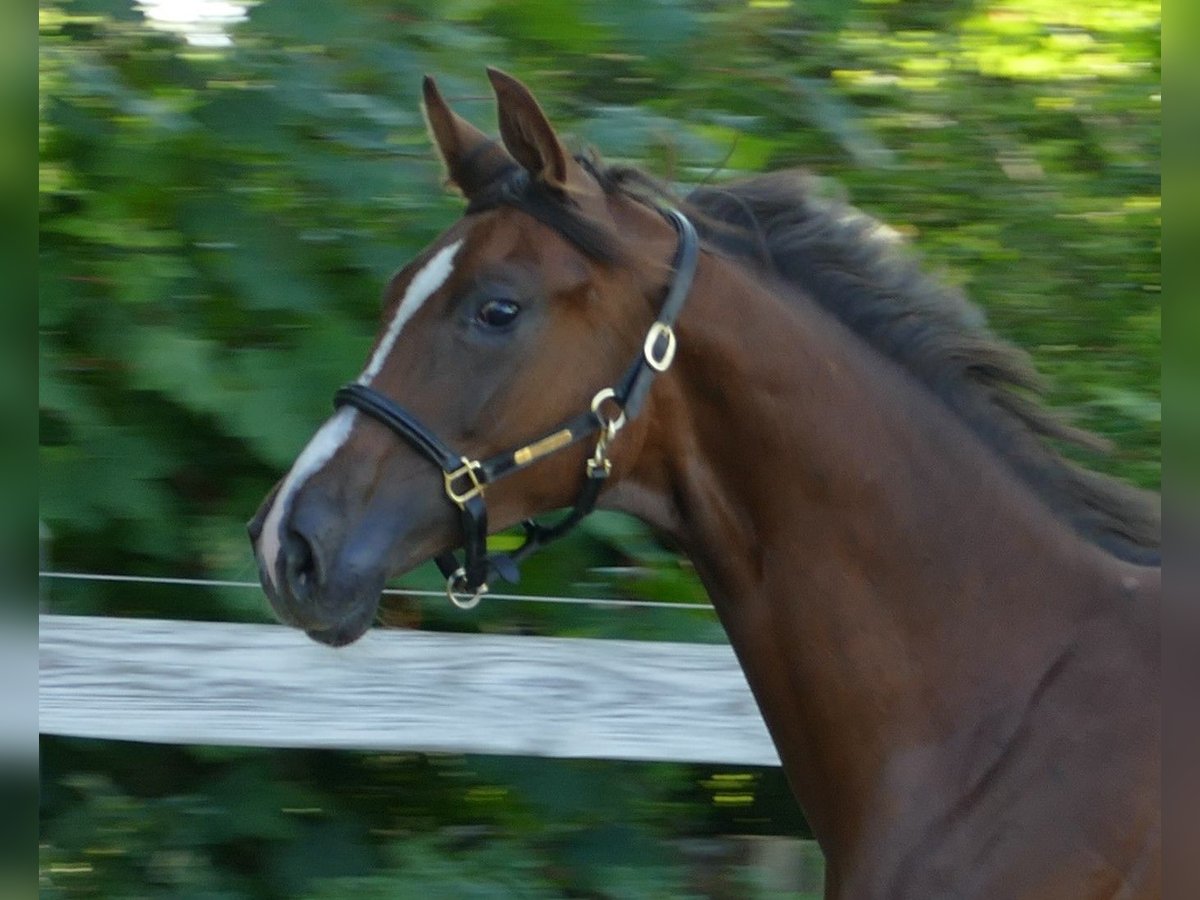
xmin=334 ymin=207 xmax=699 ymax=610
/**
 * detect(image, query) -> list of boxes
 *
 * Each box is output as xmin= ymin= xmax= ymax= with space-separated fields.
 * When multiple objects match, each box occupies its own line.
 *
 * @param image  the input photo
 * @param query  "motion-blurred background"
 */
xmin=39 ymin=0 xmax=1159 ymax=896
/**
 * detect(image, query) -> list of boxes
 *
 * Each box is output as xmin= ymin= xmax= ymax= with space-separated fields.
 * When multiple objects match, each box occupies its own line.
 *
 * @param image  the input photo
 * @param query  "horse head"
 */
xmin=248 ymin=69 xmax=689 ymax=645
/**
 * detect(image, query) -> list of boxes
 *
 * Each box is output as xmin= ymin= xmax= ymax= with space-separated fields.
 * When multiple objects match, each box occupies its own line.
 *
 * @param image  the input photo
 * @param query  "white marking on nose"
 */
xmin=258 ymin=407 xmax=356 ymax=589
xmin=359 ymin=239 xmax=462 ymax=385
xmin=257 ymin=238 xmax=463 ymax=588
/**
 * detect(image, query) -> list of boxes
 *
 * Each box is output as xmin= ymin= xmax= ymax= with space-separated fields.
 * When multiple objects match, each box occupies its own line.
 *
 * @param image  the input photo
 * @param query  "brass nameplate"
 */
xmin=513 ymin=429 xmax=573 ymax=466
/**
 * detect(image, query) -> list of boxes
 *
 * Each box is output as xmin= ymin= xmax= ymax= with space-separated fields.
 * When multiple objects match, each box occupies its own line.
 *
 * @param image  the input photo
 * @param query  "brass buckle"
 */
xmin=446 ymin=568 xmax=487 ymax=610
xmin=643 ymin=322 xmax=677 ymax=372
xmin=444 ymin=457 xmax=484 ymax=507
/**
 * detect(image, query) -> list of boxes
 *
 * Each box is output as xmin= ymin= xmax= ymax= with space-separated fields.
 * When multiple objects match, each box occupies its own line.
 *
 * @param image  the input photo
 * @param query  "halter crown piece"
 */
xmin=334 ymin=206 xmax=700 ymax=609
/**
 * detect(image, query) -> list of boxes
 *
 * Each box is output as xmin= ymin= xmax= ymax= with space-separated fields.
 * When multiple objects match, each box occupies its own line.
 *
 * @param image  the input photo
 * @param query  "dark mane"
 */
xmin=487 ymin=158 xmax=1161 ymax=565
xmin=679 ymin=169 xmax=1160 ymax=566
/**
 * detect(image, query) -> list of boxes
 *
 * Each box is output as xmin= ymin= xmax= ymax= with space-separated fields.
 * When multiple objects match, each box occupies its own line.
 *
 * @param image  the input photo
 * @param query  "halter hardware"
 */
xmin=643 ymin=322 xmax=677 ymax=372
xmin=586 ymin=388 xmax=625 ymax=479
xmin=512 ymin=429 xmax=574 ymax=467
xmin=333 ymin=206 xmax=699 ymax=608
xmin=590 ymin=387 xmax=627 ymax=438
xmin=446 ymin=567 xmax=487 ymax=609
xmin=444 ymin=457 xmax=485 ymax=507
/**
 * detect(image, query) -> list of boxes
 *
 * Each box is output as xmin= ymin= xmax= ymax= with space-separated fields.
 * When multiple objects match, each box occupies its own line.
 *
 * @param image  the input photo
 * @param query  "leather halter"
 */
xmin=334 ymin=207 xmax=699 ymax=609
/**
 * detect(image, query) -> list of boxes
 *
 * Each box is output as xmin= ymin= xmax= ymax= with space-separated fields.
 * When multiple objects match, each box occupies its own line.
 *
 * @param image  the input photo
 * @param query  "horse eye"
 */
xmin=476 ymin=297 xmax=521 ymax=329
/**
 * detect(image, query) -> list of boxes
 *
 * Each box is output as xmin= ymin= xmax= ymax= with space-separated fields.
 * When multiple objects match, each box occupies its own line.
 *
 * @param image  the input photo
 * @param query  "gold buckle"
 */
xmin=643 ymin=322 xmax=677 ymax=372
xmin=443 ymin=457 xmax=484 ymax=507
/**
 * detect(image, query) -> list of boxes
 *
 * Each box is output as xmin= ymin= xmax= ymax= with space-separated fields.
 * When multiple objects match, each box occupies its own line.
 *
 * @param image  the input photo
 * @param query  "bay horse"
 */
xmin=248 ymin=69 xmax=1160 ymax=897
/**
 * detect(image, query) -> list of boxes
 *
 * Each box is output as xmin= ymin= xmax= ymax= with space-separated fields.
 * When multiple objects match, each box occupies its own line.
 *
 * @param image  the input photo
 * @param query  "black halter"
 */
xmin=334 ymin=206 xmax=699 ymax=608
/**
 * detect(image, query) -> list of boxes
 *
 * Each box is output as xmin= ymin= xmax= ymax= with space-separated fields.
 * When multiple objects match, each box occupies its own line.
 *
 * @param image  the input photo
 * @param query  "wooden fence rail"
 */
xmin=39 ymin=614 xmax=781 ymax=766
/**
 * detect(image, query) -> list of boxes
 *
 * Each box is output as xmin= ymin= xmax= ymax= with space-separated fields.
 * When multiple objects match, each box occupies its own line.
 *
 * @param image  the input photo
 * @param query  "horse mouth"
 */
xmin=296 ymin=592 xmax=380 ymax=647
xmin=305 ymin=617 xmax=373 ymax=647
xmin=250 ymin=542 xmax=384 ymax=647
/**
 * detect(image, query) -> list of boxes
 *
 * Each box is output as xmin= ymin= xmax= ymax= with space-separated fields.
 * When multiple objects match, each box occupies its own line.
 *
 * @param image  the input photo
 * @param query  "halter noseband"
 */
xmin=334 ymin=206 xmax=699 ymax=609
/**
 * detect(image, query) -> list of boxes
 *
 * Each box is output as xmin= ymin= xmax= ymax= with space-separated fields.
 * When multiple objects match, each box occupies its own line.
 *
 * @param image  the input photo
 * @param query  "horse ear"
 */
xmin=486 ymin=67 xmax=574 ymax=192
xmin=422 ymin=74 xmax=515 ymax=198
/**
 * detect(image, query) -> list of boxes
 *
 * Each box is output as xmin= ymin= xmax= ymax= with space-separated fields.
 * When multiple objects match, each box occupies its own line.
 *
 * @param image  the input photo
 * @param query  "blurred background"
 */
xmin=39 ymin=0 xmax=1159 ymax=896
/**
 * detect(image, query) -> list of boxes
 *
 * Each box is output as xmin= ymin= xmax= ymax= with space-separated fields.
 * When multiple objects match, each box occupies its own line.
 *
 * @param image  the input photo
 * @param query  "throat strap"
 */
xmin=618 ymin=210 xmax=698 ymax=417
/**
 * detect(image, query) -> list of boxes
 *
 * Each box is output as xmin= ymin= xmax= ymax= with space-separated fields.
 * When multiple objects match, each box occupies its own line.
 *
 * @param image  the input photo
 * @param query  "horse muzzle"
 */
xmin=248 ymin=486 xmax=391 ymax=647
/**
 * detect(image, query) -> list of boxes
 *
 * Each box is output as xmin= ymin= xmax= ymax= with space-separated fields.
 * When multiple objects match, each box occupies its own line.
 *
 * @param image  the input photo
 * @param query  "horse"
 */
xmin=248 ymin=69 xmax=1160 ymax=898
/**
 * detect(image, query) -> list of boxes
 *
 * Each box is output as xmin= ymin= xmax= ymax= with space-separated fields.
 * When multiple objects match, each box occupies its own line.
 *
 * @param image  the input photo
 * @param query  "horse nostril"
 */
xmin=282 ymin=528 xmax=321 ymax=601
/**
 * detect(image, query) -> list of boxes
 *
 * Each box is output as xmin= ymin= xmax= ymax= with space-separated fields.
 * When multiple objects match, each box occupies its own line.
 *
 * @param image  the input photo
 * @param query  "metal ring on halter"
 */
xmin=446 ymin=568 xmax=487 ymax=610
xmin=643 ymin=322 xmax=677 ymax=372
xmin=590 ymin=388 xmax=627 ymax=437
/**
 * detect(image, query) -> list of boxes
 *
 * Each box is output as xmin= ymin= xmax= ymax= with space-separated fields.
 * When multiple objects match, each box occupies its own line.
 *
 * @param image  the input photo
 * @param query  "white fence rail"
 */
xmin=39 ymin=614 xmax=781 ymax=766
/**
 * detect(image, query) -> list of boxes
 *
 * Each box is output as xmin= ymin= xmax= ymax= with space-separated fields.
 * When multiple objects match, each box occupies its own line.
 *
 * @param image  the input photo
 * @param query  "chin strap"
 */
xmin=333 ymin=207 xmax=699 ymax=609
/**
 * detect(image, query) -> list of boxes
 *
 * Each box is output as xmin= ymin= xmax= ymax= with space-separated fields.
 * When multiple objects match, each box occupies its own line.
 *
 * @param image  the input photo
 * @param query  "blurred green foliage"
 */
xmin=39 ymin=0 xmax=1158 ymax=895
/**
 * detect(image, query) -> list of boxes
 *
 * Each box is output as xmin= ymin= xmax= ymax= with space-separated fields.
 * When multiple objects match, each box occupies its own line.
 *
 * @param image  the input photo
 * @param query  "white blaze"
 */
xmin=359 ymin=240 xmax=463 ymax=384
xmin=257 ymin=408 xmax=356 ymax=587
xmin=258 ymin=239 xmax=463 ymax=587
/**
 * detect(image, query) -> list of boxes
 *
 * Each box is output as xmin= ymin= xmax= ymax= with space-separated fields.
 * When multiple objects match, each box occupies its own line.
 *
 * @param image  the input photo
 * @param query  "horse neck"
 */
xmin=609 ymin=252 xmax=1140 ymax=869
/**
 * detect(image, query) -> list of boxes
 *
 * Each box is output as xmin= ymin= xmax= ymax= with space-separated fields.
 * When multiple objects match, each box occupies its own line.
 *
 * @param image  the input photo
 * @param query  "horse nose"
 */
xmin=280 ymin=526 xmax=323 ymax=603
